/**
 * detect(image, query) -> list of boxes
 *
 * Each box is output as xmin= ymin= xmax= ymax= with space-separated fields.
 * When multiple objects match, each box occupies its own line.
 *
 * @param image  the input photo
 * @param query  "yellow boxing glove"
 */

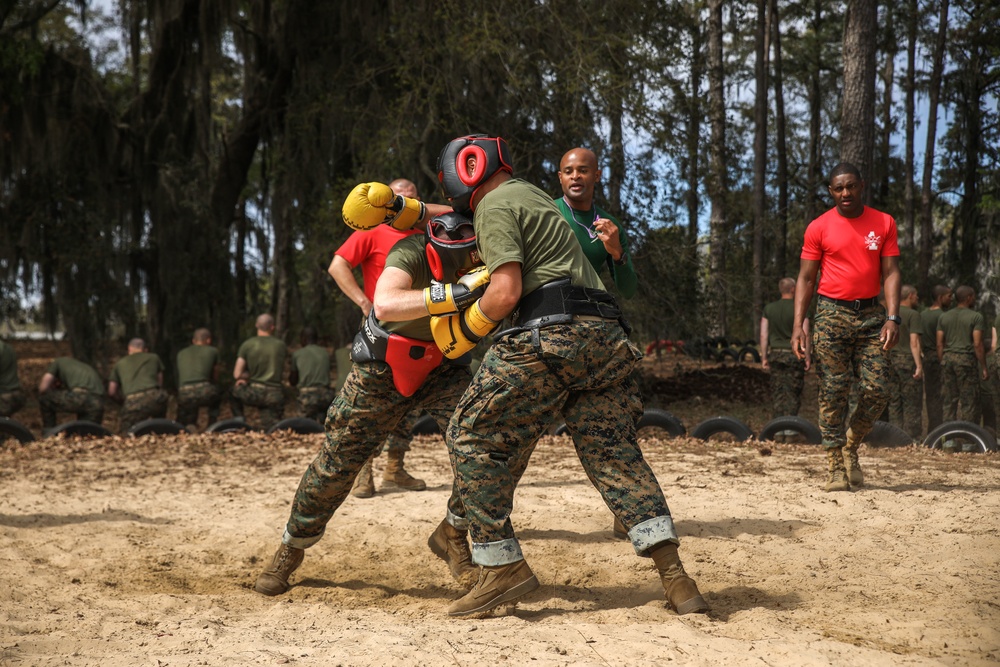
xmin=341 ymin=182 xmax=426 ymax=231
xmin=430 ymin=300 xmax=499 ymax=359
xmin=423 ymin=267 xmax=491 ymax=316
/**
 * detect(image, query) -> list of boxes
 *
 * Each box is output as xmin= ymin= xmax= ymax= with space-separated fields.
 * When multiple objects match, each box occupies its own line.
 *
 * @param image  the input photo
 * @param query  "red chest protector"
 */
xmin=351 ymin=312 xmax=443 ymax=397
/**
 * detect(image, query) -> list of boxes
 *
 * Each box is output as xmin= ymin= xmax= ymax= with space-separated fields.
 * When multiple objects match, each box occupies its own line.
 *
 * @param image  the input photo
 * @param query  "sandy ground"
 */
xmin=1 ymin=428 xmax=998 ymax=667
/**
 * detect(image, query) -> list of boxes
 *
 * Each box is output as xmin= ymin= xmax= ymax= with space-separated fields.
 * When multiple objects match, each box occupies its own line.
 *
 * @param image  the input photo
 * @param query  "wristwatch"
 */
xmin=886 ymin=315 xmax=902 ymax=325
xmin=613 ymin=253 xmax=628 ymax=267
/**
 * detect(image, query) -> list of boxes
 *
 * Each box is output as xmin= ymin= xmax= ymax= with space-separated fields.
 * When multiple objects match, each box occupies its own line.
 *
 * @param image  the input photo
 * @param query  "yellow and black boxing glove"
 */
xmin=342 ymin=182 xmax=426 ymax=231
xmin=423 ymin=267 xmax=491 ymax=316
xmin=430 ymin=300 xmax=499 ymax=359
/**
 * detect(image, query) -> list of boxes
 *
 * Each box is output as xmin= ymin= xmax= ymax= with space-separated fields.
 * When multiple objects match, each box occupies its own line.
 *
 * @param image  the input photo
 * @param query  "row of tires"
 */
xmin=5 ymin=411 xmax=996 ymax=454
xmin=0 ymin=416 xmax=327 ymax=444
xmin=644 ymin=338 xmax=762 ymax=363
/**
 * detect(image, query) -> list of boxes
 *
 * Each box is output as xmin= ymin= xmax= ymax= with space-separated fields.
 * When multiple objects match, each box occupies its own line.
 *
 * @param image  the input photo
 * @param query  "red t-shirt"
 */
xmin=800 ymin=206 xmax=900 ymax=300
xmin=334 ymin=226 xmax=422 ymax=301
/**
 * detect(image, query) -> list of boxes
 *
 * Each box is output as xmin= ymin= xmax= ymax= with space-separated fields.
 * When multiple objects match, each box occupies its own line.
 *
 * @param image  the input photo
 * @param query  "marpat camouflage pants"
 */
xmin=941 ymin=351 xmax=981 ymax=423
xmin=811 ymin=300 xmax=890 ymax=449
xmin=119 ymin=388 xmax=169 ymax=434
xmin=176 ymin=381 xmax=222 ymax=427
xmin=0 ymin=388 xmax=26 ymax=418
xmin=231 ymin=382 xmax=285 ymax=431
xmin=922 ymin=355 xmax=944 ymax=431
xmin=767 ymin=349 xmax=805 ymax=418
xmin=282 ymin=361 xmax=471 ymax=548
xmin=447 ymin=320 xmax=679 ymax=566
xmin=39 ymin=388 xmax=105 ymax=428
xmin=296 ymin=385 xmax=336 ymax=424
xmin=889 ymin=352 xmax=923 ymax=439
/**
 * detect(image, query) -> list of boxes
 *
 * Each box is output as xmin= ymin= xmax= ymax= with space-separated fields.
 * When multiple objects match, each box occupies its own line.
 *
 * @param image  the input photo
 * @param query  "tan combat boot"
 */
xmin=382 ymin=450 xmax=426 ymax=491
xmin=650 ymin=542 xmax=710 ymax=615
xmin=428 ymin=519 xmax=479 ymax=588
xmin=844 ymin=428 xmax=865 ymax=487
xmin=255 ymin=543 xmax=305 ymax=596
xmin=351 ymin=456 xmax=376 ymax=498
xmin=446 ymin=560 xmax=540 ymax=617
xmin=612 ymin=516 xmax=629 ymax=540
xmin=825 ymin=446 xmax=851 ymax=492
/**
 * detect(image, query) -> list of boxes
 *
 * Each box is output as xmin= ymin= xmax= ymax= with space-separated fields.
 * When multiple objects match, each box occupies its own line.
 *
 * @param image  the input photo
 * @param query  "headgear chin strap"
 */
xmin=437 ymin=135 xmax=513 ymax=215
xmin=425 ymin=212 xmax=481 ymax=282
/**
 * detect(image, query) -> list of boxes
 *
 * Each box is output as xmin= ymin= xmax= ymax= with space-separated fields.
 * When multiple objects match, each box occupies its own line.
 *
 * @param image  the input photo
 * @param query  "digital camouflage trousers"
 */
xmin=889 ymin=352 xmax=923 ymax=439
xmin=447 ymin=319 xmax=678 ymax=567
xmin=119 ymin=388 xmax=169 ymax=434
xmin=767 ymin=349 xmax=805 ymax=418
xmin=176 ymin=382 xmax=222 ymax=427
xmin=282 ymin=361 xmax=471 ymax=548
xmin=923 ymin=355 xmax=944 ymax=432
xmin=231 ymin=382 xmax=285 ymax=431
xmin=295 ymin=385 xmax=336 ymax=424
xmin=941 ymin=351 xmax=981 ymax=423
xmin=39 ymin=389 xmax=105 ymax=428
xmin=0 ymin=388 xmax=26 ymax=418
xmin=811 ymin=300 xmax=890 ymax=449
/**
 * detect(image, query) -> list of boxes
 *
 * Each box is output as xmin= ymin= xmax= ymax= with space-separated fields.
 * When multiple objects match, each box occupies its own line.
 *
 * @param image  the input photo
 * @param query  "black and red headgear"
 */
xmin=436 ymin=134 xmax=513 ymax=215
xmin=425 ymin=212 xmax=480 ymax=282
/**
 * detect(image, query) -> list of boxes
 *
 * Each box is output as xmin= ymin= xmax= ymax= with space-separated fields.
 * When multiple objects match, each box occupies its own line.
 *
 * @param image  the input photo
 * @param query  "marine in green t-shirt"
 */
xmin=232 ymin=314 xmax=288 ymax=431
xmin=760 ymin=278 xmax=808 ymax=419
xmin=936 ymin=285 xmax=987 ymax=422
xmin=37 ymin=356 xmax=106 ymax=428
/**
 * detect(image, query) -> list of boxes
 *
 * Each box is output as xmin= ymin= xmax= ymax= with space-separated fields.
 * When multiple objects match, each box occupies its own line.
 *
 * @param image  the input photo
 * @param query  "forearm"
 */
xmin=329 ymin=257 xmax=370 ymax=310
xmin=613 ymin=259 xmax=638 ymax=299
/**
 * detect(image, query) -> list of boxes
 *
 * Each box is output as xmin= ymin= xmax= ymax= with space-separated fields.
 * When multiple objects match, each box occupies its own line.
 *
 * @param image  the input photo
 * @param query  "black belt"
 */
xmin=819 ymin=294 xmax=880 ymax=311
xmin=497 ymin=278 xmax=630 ymax=339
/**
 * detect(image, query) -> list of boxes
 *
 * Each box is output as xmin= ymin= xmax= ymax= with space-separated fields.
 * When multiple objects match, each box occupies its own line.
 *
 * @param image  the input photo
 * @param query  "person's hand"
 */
xmin=594 ymin=218 xmax=623 ymax=260
xmin=423 ymin=267 xmax=491 ymax=316
xmin=761 ymin=358 xmax=770 ymax=371
xmin=430 ymin=301 xmax=498 ymax=359
xmin=880 ymin=321 xmax=900 ymax=351
xmin=913 ymin=367 xmax=924 ymax=380
xmin=791 ymin=328 xmax=806 ymax=361
xmin=982 ymin=366 xmax=990 ymax=381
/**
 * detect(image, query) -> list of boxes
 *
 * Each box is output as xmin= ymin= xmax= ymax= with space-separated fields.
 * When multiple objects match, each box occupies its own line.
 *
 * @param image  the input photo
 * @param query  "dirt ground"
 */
xmin=2 ymin=341 xmax=998 ymax=666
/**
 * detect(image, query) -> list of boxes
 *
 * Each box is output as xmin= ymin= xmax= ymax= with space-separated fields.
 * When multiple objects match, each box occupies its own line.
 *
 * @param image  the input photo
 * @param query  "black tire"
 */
xmin=411 ymin=414 xmax=441 ymax=435
xmin=738 ymin=346 xmax=761 ymax=363
xmin=128 ymin=418 xmax=187 ymax=437
xmin=267 ymin=417 xmax=324 ymax=435
xmin=862 ymin=421 xmax=914 ymax=448
xmin=636 ymin=408 xmax=686 ymax=437
xmin=758 ymin=416 xmax=823 ymax=444
xmin=690 ymin=416 xmax=755 ymax=442
xmin=0 ymin=417 xmax=36 ymax=444
xmin=44 ymin=420 xmax=113 ymax=439
xmin=718 ymin=348 xmax=738 ymax=362
xmin=205 ymin=417 xmax=254 ymax=434
xmin=923 ymin=421 xmax=998 ymax=453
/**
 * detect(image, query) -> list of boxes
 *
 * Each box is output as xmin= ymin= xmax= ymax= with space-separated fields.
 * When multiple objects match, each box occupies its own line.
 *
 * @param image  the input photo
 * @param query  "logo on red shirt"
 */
xmin=864 ymin=231 xmax=882 ymax=251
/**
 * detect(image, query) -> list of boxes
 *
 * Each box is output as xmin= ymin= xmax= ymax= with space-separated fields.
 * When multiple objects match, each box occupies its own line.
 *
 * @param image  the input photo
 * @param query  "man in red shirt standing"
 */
xmin=328 ymin=178 xmax=427 ymax=497
xmin=791 ymin=163 xmax=901 ymax=492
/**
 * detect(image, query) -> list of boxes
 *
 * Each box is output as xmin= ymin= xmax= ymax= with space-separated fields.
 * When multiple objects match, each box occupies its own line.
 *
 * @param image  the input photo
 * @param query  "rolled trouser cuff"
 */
xmin=446 ymin=508 xmax=469 ymax=531
xmin=630 ymin=515 xmax=679 ymax=557
xmin=282 ymin=527 xmax=324 ymax=549
xmin=471 ymin=538 xmax=524 ymax=566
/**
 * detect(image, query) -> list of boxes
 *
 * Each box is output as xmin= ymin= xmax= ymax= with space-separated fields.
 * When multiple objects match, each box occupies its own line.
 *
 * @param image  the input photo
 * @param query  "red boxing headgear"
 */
xmin=437 ymin=135 xmax=513 ymax=215
xmin=424 ymin=212 xmax=480 ymax=282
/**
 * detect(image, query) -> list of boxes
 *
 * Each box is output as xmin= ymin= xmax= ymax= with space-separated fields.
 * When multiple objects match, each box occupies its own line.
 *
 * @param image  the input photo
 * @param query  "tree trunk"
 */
xmin=707 ymin=0 xmax=728 ymax=336
xmin=840 ymin=0 xmax=878 ymax=189
xmin=806 ymin=0 xmax=824 ymax=223
xmin=770 ymin=0 xmax=789 ymax=275
xmin=918 ymin=0 xmax=949 ymax=296
xmin=752 ymin=0 xmax=768 ymax=340
xmin=877 ymin=4 xmax=896 ymax=207
xmin=903 ymin=0 xmax=917 ymax=250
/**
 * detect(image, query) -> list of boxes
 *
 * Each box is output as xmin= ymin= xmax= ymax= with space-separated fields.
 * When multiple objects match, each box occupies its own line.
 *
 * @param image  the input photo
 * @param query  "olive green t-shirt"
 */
xmin=475 ymin=179 xmax=605 ymax=298
xmin=46 ymin=357 xmax=104 ymax=395
xmin=382 ymin=234 xmax=436 ymax=341
xmin=236 ymin=336 xmax=287 ymax=386
xmin=937 ymin=307 xmax=985 ymax=354
xmin=0 ymin=340 xmax=20 ymax=392
xmin=109 ymin=352 xmax=164 ymax=396
xmin=176 ymin=344 xmax=220 ymax=386
xmin=920 ymin=308 xmax=944 ymax=355
xmin=292 ymin=344 xmax=332 ymax=387
xmin=892 ymin=305 xmax=923 ymax=357
xmin=762 ymin=298 xmax=795 ymax=350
